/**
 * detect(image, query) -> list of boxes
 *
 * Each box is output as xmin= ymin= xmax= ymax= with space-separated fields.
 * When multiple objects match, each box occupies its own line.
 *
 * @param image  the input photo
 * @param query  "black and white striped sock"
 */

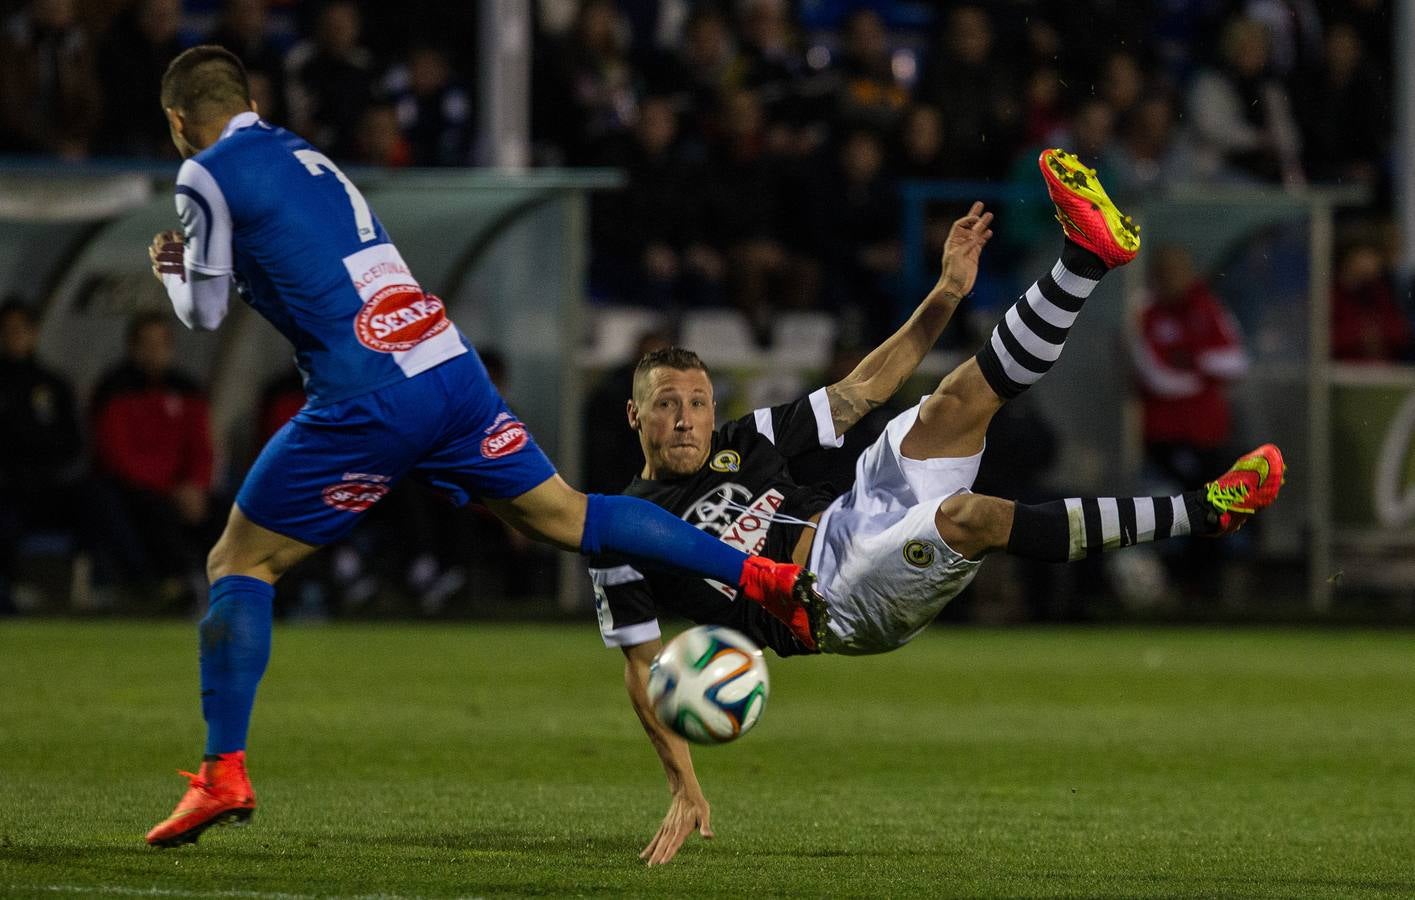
xmin=1007 ymin=492 xmax=1214 ymax=563
xmin=975 ymin=242 xmax=1109 ymax=400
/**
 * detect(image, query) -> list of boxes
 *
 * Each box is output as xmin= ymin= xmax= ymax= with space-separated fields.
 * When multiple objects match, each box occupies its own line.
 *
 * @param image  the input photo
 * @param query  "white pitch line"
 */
xmin=4 ymin=886 xmax=486 ymax=900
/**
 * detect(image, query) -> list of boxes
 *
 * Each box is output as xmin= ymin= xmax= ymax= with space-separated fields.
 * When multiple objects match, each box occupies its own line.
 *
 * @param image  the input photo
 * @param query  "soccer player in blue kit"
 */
xmin=142 ymin=46 xmax=816 ymax=847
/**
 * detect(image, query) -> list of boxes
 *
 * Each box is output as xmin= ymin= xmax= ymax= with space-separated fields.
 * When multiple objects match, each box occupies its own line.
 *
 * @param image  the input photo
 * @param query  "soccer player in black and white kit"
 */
xmin=588 ymin=151 xmax=1288 ymax=865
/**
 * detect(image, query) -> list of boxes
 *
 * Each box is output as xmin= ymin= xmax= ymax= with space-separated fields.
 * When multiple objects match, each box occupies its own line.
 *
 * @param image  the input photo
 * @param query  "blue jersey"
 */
xmin=174 ymin=112 xmax=468 ymax=407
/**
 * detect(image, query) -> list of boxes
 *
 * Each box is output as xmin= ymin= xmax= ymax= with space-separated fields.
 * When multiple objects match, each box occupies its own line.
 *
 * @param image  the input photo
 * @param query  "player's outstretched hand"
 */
xmin=935 ymin=201 xmax=994 ymax=301
xmin=149 ymin=230 xmax=186 ymax=284
xmin=641 ymin=789 xmax=713 ymax=866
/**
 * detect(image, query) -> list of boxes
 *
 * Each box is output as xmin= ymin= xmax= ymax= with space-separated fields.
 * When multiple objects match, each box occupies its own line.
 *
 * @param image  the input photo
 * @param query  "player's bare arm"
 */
xmin=823 ymin=202 xmax=994 ymax=438
xmin=622 ymin=640 xmax=713 ymax=865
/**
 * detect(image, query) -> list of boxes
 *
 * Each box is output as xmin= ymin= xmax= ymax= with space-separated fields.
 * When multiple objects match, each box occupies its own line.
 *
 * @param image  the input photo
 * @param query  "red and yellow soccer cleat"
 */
xmin=1038 ymin=148 xmax=1141 ymax=269
xmin=737 ymin=556 xmax=829 ymax=651
xmin=146 ymin=751 xmax=256 ymax=847
xmin=1204 ymin=443 xmax=1287 ymax=535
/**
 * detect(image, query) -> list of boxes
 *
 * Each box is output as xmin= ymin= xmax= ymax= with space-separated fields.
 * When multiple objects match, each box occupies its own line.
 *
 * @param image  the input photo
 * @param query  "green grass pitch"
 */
xmin=2 ymin=621 xmax=1413 ymax=898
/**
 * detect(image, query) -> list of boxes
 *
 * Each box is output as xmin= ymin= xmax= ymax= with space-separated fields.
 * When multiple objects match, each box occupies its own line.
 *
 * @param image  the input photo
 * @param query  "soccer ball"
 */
xmin=647 ymin=625 xmax=770 ymax=745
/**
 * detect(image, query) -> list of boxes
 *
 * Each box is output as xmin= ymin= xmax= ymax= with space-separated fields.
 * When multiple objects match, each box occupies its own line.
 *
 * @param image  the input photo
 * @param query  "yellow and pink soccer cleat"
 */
xmin=1039 ymin=148 xmax=1141 ymax=269
xmin=1204 ymin=443 xmax=1287 ymax=535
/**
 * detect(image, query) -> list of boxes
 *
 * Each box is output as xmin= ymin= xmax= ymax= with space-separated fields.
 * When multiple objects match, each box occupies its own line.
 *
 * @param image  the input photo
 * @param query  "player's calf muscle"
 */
xmin=934 ymin=494 xmax=1013 ymax=560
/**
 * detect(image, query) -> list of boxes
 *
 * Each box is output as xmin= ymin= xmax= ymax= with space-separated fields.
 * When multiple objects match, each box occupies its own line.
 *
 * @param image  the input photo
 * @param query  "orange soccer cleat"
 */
xmin=1039 ymin=148 xmax=1141 ymax=269
xmin=1204 ymin=443 xmax=1287 ymax=535
xmin=146 ymin=751 xmax=256 ymax=847
xmin=737 ymin=556 xmax=829 ymax=651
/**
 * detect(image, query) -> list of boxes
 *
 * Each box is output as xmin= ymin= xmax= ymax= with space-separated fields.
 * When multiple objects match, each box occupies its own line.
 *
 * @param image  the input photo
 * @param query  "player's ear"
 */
xmin=626 ymin=398 xmax=640 ymax=431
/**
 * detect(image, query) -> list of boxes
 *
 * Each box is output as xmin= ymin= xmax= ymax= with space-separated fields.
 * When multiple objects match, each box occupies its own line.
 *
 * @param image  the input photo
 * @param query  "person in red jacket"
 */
xmin=1130 ymin=245 xmax=1251 ymax=600
xmin=89 ymin=311 xmax=215 ymax=602
xmin=1330 ymin=242 xmax=1414 ymax=363
xmin=1131 ymin=244 xmax=1250 ymax=486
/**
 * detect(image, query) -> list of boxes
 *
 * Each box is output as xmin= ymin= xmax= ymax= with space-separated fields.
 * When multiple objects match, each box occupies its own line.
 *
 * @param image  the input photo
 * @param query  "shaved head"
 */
xmin=161 ymin=45 xmax=251 ymax=122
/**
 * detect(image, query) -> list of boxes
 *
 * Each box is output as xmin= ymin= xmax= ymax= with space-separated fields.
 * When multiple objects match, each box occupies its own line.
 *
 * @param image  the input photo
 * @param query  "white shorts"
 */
xmin=808 ymin=401 xmax=983 ymax=655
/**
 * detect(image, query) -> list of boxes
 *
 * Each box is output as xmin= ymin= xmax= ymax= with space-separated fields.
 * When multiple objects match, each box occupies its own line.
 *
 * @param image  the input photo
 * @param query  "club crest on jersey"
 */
xmin=903 ymin=540 xmax=935 ymax=568
xmin=481 ymin=421 xmax=529 ymax=459
xmin=353 ymin=285 xmax=451 ymax=353
xmin=322 ymin=475 xmax=391 ymax=512
xmin=709 ymin=450 xmax=741 ymax=473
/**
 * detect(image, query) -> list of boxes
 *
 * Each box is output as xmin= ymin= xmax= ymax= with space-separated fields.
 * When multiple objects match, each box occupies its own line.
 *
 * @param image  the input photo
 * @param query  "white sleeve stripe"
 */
xmin=753 ymin=407 xmax=775 ymax=444
xmin=808 ymin=387 xmax=844 ymax=448
xmin=175 ymin=159 xmax=235 ymax=276
xmin=1196 ymin=347 xmax=1250 ymax=378
xmin=600 ymin=619 xmax=661 ymax=648
xmin=1098 ymin=497 xmax=1122 ymax=550
xmin=1051 ymin=260 xmax=1100 ymax=298
xmin=1064 ymin=497 xmax=1086 ymax=561
xmin=1135 ymin=497 xmax=1156 ymax=543
xmin=1171 ymin=495 xmax=1190 ymax=535
xmin=588 ymin=565 xmax=645 ymax=587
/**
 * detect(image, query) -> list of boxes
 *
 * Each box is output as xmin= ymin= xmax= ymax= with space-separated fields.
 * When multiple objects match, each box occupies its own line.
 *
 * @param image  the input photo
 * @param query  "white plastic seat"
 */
xmin=770 ymin=311 xmax=838 ymax=367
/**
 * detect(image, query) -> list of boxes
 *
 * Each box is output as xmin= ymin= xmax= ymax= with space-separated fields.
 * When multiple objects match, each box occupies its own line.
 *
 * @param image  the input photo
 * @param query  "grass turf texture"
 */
xmin=1 ymin=622 xmax=1413 ymax=899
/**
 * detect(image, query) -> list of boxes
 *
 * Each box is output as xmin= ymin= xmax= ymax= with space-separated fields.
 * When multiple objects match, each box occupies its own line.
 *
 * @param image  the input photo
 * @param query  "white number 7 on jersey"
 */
xmin=294 ymin=149 xmax=376 ymax=243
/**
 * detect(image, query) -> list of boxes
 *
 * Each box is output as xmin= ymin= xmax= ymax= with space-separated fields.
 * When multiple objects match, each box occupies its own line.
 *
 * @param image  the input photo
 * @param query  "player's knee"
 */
xmin=934 ymin=494 xmax=1010 ymax=560
xmin=206 ymin=540 xmax=234 ymax=584
xmin=206 ymin=534 xmax=288 ymax=584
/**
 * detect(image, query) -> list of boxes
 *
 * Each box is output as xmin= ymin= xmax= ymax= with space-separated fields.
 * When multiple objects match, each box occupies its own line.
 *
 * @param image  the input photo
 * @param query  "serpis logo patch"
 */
xmin=481 ymin=421 xmax=529 ymax=459
xmin=353 ymin=286 xmax=450 ymax=352
xmin=322 ymin=481 xmax=390 ymax=512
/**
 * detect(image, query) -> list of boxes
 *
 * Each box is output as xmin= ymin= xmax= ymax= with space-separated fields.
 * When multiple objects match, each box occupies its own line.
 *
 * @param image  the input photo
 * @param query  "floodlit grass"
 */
xmin=1 ymin=621 xmax=1412 ymax=898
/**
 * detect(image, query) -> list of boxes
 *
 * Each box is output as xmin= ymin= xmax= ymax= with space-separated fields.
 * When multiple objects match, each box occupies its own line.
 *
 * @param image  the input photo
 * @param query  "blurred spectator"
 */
xmin=737 ymin=0 xmax=806 ymax=110
xmin=593 ymin=95 xmax=719 ymax=305
xmin=1186 ymin=17 xmax=1304 ymax=185
xmin=918 ymin=5 xmax=1020 ymax=179
xmin=833 ymin=8 xmax=908 ymax=131
xmin=211 ymin=0 xmax=287 ymax=124
xmin=0 ymin=0 xmax=100 ymax=158
xmin=1130 ymin=245 xmax=1250 ymax=482
xmin=1021 ymin=68 xmax=1066 ymax=147
xmin=540 ymin=0 xmax=641 ymax=165
xmin=1130 ymin=245 xmax=1252 ymax=604
xmin=701 ymin=88 xmax=812 ymax=338
xmin=354 ymin=102 xmax=412 ymax=167
xmin=1100 ymin=51 xmax=1146 ymax=125
xmin=1330 ymin=243 xmax=1413 ymax=363
xmin=582 ymin=328 xmax=673 ymax=495
xmin=89 ymin=313 xmax=215 ymax=604
xmin=284 ymin=0 xmax=376 ymax=159
xmin=0 ymin=300 xmax=82 ymax=613
xmin=1296 ymin=22 xmax=1387 ymax=186
xmin=1106 ymin=95 xmax=1190 ymax=200
xmin=1055 ymin=98 xmax=1116 ymax=167
xmin=808 ymin=129 xmax=900 ymax=315
xmin=1328 ymin=0 xmax=1390 ymax=78
xmin=650 ymin=7 xmax=745 ymax=129
xmin=893 ymin=103 xmax=947 ymax=178
xmin=383 ymin=45 xmax=472 ymax=166
xmin=97 ymin=0 xmax=184 ymax=158
xmin=1244 ymin=0 xmax=1323 ymax=77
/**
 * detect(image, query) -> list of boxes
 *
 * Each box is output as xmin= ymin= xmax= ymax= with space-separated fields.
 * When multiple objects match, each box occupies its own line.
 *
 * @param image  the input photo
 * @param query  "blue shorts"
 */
xmin=236 ymin=351 xmax=557 ymax=546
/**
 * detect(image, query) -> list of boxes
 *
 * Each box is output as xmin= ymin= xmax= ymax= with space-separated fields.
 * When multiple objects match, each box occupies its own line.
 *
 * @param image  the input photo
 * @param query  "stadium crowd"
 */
xmin=0 ymin=0 xmax=1404 ymax=331
xmin=0 ymin=0 xmax=1410 ymax=616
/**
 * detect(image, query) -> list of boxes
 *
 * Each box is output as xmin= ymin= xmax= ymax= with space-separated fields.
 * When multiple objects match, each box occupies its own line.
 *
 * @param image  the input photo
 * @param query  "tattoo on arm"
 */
xmin=826 ymin=382 xmax=884 ymax=436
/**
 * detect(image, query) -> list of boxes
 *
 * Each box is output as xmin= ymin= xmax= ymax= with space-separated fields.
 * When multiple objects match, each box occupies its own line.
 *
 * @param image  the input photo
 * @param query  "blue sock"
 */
xmin=580 ymin=493 xmax=748 ymax=586
xmin=200 ymin=575 xmax=274 ymax=755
